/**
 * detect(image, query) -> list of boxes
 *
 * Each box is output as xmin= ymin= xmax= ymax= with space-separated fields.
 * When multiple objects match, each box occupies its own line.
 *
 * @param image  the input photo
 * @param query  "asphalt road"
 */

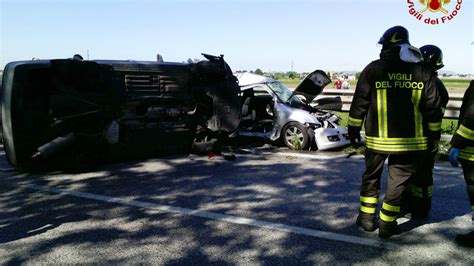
xmin=0 ymin=146 xmax=472 ymax=264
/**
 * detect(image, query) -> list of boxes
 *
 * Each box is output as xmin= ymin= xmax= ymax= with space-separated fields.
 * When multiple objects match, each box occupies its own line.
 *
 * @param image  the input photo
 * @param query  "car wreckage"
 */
xmin=1 ymin=53 xmax=350 ymax=171
xmin=1 ymin=54 xmax=241 ymax=171
xmin=236 ymin=71 xmax=350 ymax=150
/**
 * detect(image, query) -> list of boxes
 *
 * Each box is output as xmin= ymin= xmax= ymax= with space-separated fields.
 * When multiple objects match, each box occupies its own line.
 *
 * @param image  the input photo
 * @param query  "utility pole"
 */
xmin=291 ymin=60 xmax=294 ymax=72
xmin=87 ymin=49 xmax=89 ymax=60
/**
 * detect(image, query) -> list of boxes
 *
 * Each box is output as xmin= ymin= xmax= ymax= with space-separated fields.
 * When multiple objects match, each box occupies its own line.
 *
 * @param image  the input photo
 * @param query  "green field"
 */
xmin=441 ymin=79 xmax=472 ymax=91
xmin=279 ymin=78 xmax=359 ymax=88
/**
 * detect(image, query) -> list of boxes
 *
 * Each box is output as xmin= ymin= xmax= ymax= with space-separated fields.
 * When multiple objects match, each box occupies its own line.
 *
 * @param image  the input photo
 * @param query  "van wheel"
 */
xmin=281 ymin=122 xmax=313 ymax=150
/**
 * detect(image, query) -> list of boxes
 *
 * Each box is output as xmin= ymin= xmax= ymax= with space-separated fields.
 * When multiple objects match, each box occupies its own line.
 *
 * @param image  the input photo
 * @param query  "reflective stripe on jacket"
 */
xmin=349 ymin=48 xmax=443 ymax=154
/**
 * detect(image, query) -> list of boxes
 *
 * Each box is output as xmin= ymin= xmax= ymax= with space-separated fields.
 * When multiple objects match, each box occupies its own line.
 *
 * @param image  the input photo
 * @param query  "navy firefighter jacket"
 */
xmin=348 ymin=47 xmax=443 ymax=154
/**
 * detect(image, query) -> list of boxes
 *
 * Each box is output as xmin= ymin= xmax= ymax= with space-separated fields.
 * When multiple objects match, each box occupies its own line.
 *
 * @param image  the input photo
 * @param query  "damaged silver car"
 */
xmin=236 ymin=70 xmax=350 ymax=150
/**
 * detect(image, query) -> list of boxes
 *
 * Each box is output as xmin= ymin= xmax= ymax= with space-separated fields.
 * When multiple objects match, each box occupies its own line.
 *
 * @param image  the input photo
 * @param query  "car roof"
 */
xmin=235 ymin=72 xmax=276 ymax=87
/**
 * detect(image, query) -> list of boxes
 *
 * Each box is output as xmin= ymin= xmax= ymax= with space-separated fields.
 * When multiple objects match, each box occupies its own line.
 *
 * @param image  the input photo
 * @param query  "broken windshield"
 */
xmin=268 ymin=81 xmax=294 ymax=103
xmin=268 ymin=81 xmax=301 ymax=103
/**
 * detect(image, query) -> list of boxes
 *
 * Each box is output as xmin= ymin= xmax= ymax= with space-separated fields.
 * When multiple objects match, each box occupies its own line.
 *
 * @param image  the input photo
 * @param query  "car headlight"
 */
xmin=327 ymin=135 xmax=341 ymax=141
xmin=306 ymin=122 xmax=321 ymax=129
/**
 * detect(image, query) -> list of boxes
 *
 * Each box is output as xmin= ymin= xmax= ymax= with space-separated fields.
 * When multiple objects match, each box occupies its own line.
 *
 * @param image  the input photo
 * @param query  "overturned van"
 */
xmin=1 ymin=54 xmax=241 ymax=171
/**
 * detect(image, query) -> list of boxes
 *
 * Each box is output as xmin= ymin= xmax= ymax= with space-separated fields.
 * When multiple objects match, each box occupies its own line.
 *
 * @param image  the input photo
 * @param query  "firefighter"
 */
xmin=348 ymin=25 xmax=443 ymax=239
xmin=407 ymin=45 xmax=449 ymax=219
xmin=449 ymin=80 xmax=474 ymax=248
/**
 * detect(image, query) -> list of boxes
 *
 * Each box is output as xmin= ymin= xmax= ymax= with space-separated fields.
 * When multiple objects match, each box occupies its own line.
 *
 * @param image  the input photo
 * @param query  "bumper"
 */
xmin=314 ymin=125 xmax=350 ymax=151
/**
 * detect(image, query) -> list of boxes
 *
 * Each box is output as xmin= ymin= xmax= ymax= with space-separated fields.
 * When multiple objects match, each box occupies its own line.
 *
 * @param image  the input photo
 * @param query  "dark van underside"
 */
xmin=1 ymin=55 xmax=240 ymax=171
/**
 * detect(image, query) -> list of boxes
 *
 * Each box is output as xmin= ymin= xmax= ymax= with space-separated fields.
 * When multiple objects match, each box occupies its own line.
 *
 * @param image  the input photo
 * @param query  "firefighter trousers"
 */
xmin=460 ymin=159 xmax=474 ymax=224
xmin=406 ymin=149 xmax=434 ymax=215
xmin=359 ymin=150 xmax=419 ymax=223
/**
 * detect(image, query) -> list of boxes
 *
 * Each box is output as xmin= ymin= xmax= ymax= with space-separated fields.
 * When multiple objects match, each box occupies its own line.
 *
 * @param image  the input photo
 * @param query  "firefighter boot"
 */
xmin=378 ymin=220 xmax=399 ymax=239
xmin=411 ymin=211 xmax=429 ymax=220
xmin=356 ymin=215 xmax=376 ymax=232
xmin=455 ymin=231 xmax=474 ymax=248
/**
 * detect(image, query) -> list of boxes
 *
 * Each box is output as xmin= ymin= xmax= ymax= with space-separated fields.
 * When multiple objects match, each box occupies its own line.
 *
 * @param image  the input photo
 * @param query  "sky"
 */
xmin=1 ymin=0 xmax=473 ymax=74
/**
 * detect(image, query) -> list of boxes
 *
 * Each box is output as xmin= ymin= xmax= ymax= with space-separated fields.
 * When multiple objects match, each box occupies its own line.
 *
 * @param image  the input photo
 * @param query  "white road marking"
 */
xmin=0 ymin=167 xmax=17 ymax=172
xmin=272 ymin=152 xmax=357 ymax=160
xmin=22 ymin=183 xmax=390 ymax=249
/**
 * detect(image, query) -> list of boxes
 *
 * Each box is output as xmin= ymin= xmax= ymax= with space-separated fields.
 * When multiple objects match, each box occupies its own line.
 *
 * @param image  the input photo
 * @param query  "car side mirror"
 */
xmin=313 ymin=96 xmax=343 ymax=111
xmin=272 ymin=95 xmax=279 ymax=104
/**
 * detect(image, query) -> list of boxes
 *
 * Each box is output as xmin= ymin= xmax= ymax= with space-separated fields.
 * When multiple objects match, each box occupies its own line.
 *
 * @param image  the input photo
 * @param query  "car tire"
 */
xmin=281 ymin=122 xmax=313 ymax=150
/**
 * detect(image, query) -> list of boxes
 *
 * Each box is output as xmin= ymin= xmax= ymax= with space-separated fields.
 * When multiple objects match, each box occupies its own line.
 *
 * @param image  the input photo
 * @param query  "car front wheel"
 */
xmin=281 ymin=122 xmax=313 ymax=150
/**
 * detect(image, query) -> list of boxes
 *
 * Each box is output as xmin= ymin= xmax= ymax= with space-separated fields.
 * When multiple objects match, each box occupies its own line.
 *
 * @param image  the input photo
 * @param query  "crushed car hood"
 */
xmin=290 ymin=70 xmax=331 ymax=103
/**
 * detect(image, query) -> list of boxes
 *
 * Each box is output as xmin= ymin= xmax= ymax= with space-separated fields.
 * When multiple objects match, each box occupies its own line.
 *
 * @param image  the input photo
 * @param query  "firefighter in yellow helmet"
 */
xmin=348 ymin=25 xmax=443 ymax=239
xmin=449 ymin=80 xmax=474 ymax=248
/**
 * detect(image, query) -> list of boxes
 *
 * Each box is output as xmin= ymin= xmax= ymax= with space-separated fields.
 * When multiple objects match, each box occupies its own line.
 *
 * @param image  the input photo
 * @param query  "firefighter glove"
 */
xmin=348 ymin=126 xmax=361 ymax=147
xmin=449 ymin=147 xmax=460 ymax=167
xmin=429 ymin=140 xmax=439 ymax=154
